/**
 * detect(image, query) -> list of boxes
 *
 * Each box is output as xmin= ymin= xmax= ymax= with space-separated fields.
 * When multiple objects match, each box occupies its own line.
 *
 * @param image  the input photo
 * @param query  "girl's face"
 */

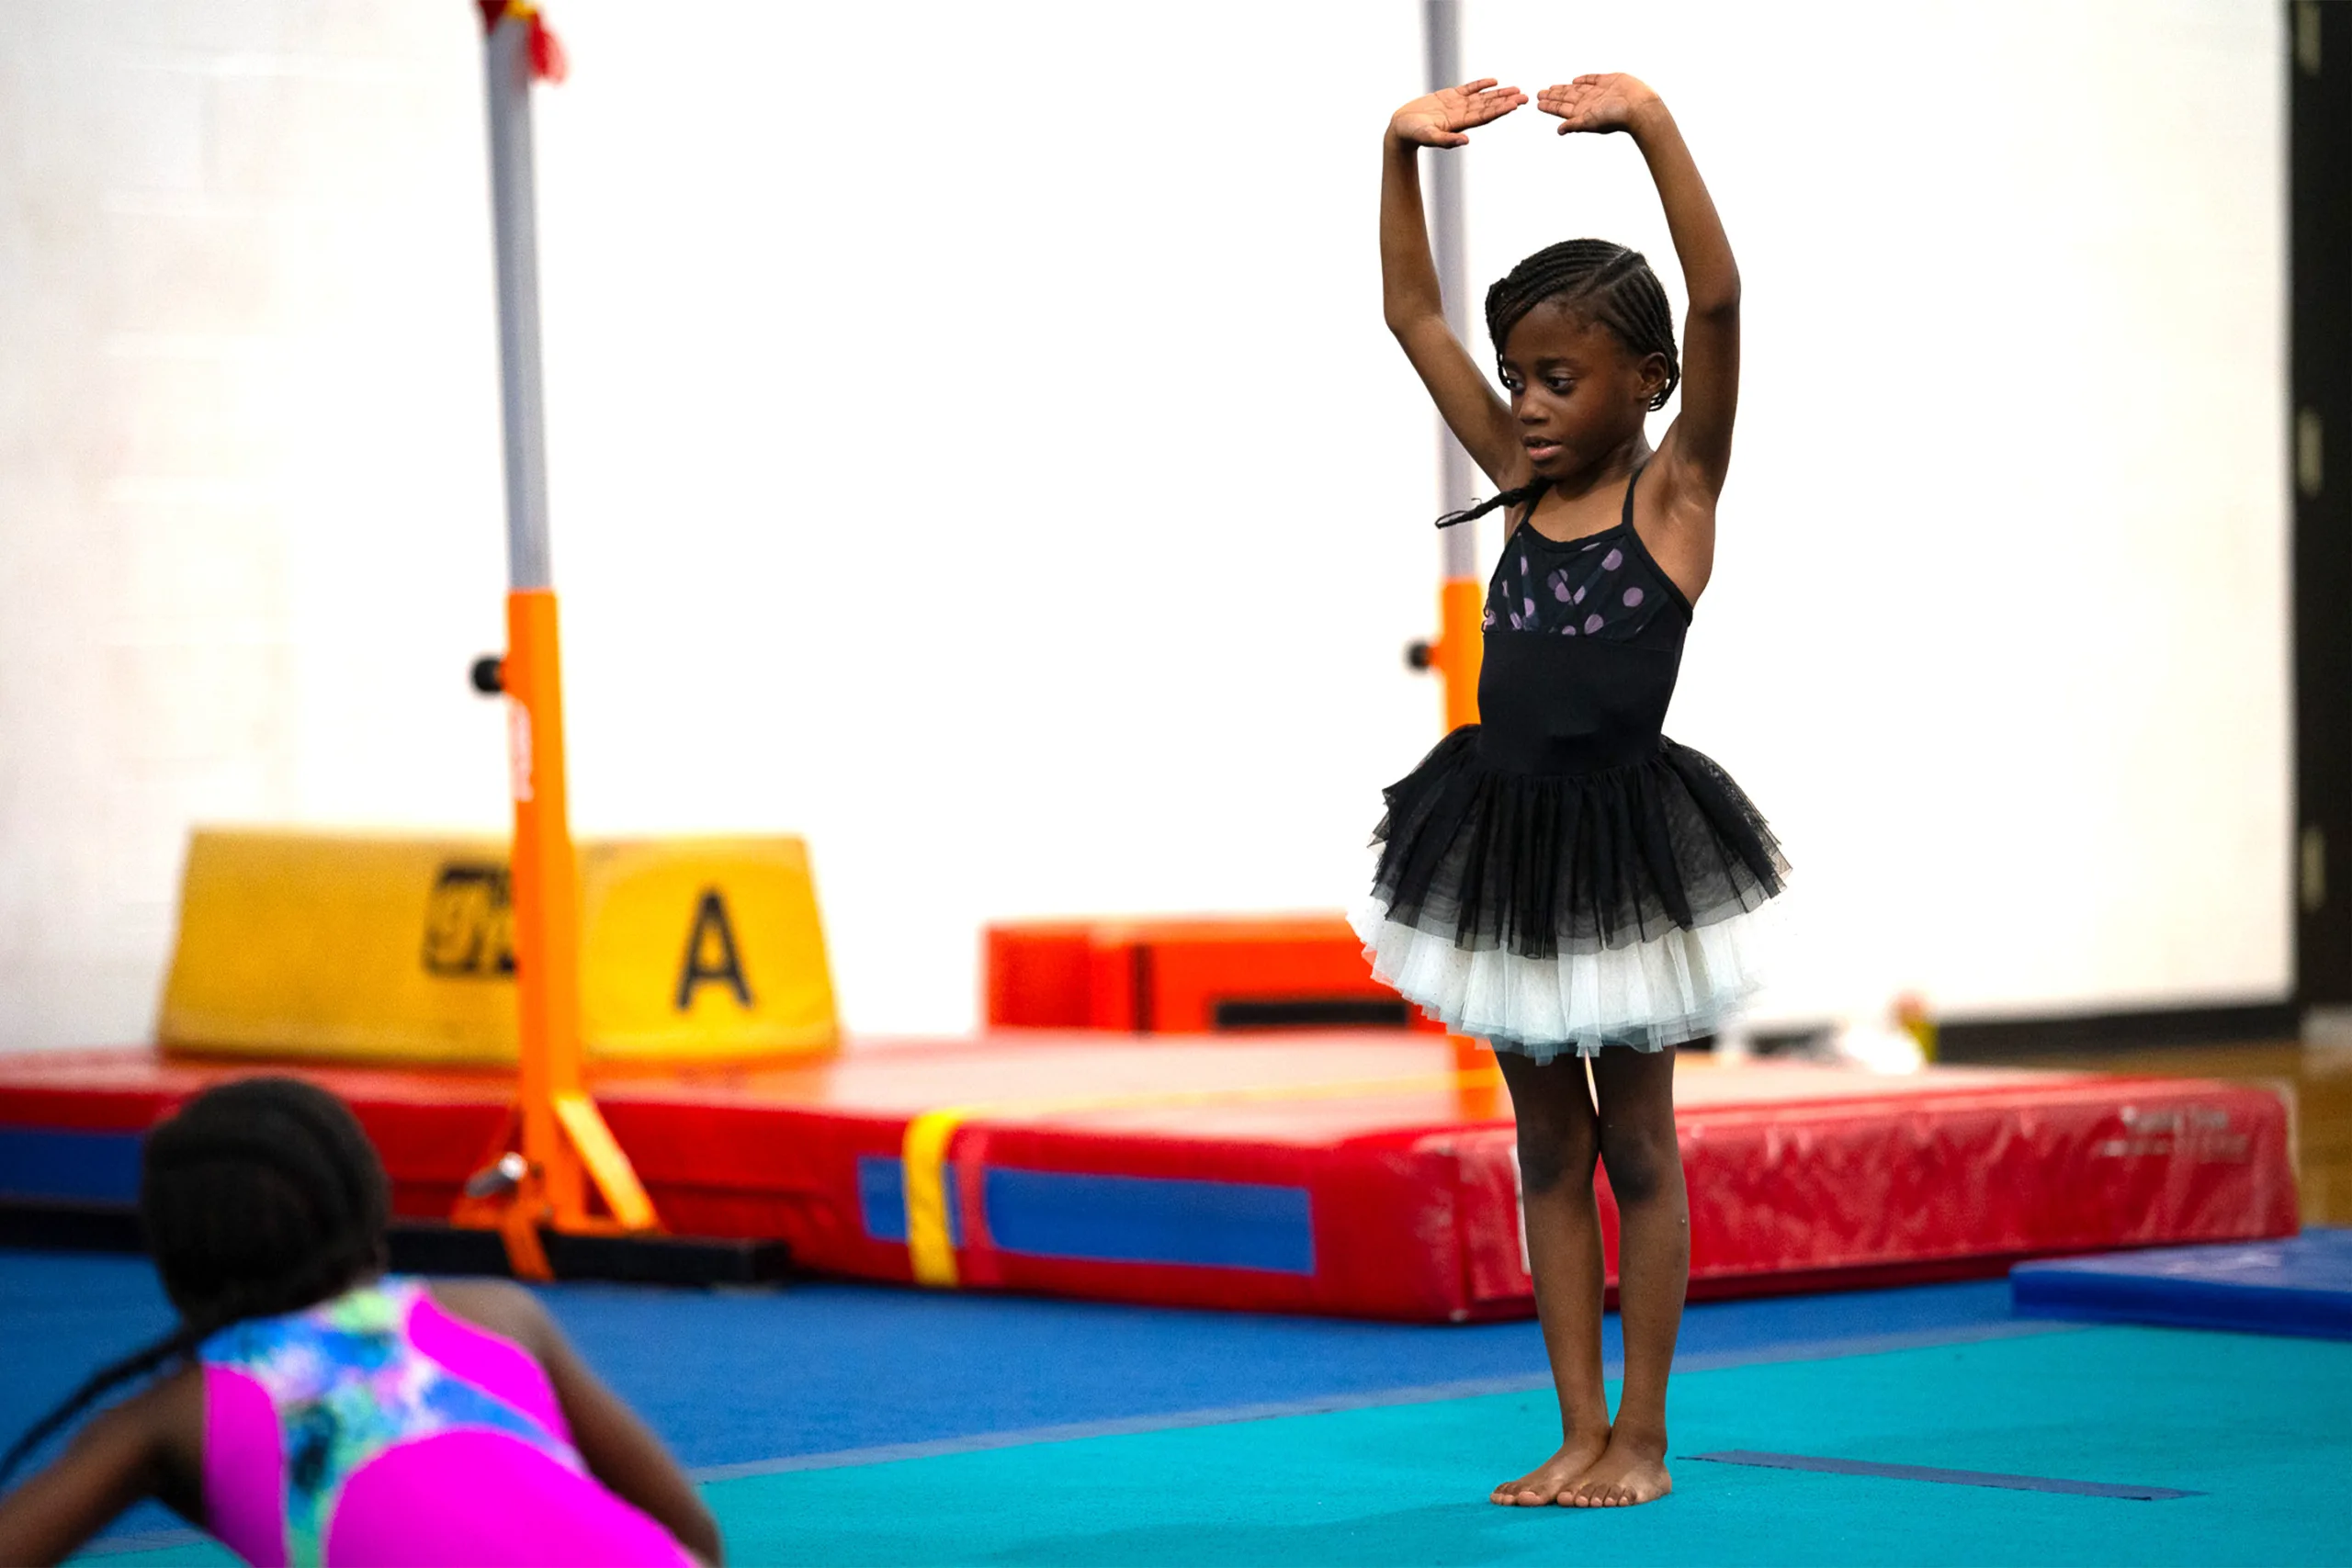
xmin=1497 ymin=301 xmax=1666 ymax=479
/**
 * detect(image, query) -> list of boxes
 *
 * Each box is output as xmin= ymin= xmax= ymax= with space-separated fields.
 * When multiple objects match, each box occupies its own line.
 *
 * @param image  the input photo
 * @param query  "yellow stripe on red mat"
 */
xmin=897 ymin=1065 xmax=1504 ymax=1288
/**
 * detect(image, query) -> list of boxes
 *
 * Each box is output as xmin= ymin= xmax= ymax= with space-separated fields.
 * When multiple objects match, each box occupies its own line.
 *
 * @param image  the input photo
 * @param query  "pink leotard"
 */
xmin=198 ymin=1277 xmax=694 ymax=1568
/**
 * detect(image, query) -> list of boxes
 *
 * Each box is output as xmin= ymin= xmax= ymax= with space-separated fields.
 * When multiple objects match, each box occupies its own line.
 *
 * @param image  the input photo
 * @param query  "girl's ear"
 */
xmin=1637 ymin=351 xmax=1671 ymax=407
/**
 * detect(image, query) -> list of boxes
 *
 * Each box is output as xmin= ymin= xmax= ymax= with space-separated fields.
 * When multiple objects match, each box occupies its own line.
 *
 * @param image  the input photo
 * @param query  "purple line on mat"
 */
xmin=1690 ymin=1450 xmax=2200 ymax=1501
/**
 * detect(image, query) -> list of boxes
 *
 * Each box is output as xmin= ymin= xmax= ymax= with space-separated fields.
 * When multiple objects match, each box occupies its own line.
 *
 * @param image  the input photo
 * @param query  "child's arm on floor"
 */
xmin=1382 ymin=78 xmax=1529 ymax=490
xmin=1542 ymin=75 xmax=1737 ymax=589
xmin=0 ymin=1372 xmax=200 ymax=1568
xmin=434 ymin=1280 xmax=724 ymax=1566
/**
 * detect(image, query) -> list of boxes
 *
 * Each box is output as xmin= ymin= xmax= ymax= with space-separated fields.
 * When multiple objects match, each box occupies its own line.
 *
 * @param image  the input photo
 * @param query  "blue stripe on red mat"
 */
xmin=982 ymin=1169 xmax=1313 ymax=1274
xmin=0 ymin=1126 xmax=142 ymax=1204
xmin=854 ymin=1156 xmax=962 ymax=1246
xmin=1690 ymin=1449 xmax=2201 ymax=1499
xmin=854 ymin=1158 xmax=1314 ymax=1274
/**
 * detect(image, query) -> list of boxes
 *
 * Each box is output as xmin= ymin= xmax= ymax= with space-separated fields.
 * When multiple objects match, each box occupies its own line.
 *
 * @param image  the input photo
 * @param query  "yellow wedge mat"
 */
xmin=160 ymin=829 xmax=838 ymax=1066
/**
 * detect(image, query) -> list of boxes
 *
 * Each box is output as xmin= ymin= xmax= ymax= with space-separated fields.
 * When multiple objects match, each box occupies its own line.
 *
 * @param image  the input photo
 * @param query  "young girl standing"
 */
xmin=0 ymin=1077 xmax=720 ymax=1565
xmin=1355 ymin=72 xmax=1787 ymax=1508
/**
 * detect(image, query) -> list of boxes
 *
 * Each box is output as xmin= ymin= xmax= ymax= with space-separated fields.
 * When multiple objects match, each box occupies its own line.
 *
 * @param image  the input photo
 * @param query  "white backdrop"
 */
xmin=0 ymin=1 xmax=2289 ymax=1048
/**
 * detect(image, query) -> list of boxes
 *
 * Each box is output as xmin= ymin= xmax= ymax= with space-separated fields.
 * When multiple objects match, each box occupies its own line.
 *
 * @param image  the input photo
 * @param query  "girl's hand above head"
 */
xmin=1389 ymin=79 xmax=1526 ymax=149
xmin=1537 ymin=73 xmax=1663 ymax=135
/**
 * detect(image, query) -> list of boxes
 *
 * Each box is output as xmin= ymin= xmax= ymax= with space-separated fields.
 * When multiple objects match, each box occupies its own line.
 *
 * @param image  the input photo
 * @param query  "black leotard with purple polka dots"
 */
xmin=1363 ymin=460 xmax=1785 ymax=1012
xmin=1475 ymin=465 xmax=1694 ymax=777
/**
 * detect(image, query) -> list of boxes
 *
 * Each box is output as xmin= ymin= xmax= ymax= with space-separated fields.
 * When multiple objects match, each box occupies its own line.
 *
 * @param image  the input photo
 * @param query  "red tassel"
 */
xmin=476 ymin=1 xmax=568 ymax=85
xmin=526 ymin=13 xmax=569 ymax=84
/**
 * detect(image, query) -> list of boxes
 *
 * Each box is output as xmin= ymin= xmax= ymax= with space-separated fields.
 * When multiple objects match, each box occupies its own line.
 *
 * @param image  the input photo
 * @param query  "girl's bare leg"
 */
xmin=1488 ymin=1050 xmax=1612 ymax=1505
xmin=1563 ymin=1043 xmax=1688 ymax=1506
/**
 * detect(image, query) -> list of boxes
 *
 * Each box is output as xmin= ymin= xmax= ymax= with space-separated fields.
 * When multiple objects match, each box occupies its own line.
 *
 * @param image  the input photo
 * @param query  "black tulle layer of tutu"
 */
xmin=1368 ymin=727 xmax=1788 ymax=962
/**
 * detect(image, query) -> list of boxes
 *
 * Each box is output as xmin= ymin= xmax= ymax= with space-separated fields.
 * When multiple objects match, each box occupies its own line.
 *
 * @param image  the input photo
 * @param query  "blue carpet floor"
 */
xmin=6 ymin=1248 xmax=2344 ymax=1565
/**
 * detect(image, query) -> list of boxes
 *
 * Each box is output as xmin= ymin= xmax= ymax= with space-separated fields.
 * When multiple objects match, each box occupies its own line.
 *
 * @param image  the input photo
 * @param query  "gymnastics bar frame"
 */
xmin=457 ymin=4 xmax=660 ymax=1277
xmin=1421 ymin=0 xmax=1483 ymax=734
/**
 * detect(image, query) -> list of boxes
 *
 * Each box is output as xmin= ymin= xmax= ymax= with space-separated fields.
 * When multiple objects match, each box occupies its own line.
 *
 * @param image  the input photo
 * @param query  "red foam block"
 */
xmin=0 ymin=1040 xmax=2299 ymax=1322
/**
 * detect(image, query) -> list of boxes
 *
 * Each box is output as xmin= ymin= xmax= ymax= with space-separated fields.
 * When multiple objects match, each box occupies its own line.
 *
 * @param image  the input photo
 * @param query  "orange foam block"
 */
xmin=985 ymin=916 xmax=1443 ymax=1034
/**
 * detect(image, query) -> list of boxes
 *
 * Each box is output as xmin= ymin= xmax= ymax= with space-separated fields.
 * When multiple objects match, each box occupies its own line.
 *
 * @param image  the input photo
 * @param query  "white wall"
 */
xmin=0 ymin=1 xmax=2289 ymax=1048
xmin=1453 ymin=0 xmax=2290 ymax=1022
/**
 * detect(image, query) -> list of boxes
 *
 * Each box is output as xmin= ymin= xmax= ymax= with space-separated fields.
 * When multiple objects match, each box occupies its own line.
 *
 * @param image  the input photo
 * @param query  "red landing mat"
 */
xmin=0 ymin=1038 xmax=2300 ymax=1322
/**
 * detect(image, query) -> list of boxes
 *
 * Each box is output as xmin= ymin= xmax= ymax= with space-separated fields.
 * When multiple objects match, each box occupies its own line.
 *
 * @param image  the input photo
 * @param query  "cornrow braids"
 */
xmin=1488 ymin=239 xmax=1679 ymax=412
xmin=0 ymin=1078 xmax=390 ymax=1486
xmin=1430 ymin=240 xmax=1682 ymax=532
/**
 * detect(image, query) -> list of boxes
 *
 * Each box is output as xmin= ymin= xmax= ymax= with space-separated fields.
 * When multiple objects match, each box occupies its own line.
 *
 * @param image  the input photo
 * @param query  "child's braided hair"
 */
xmin=1436 ymin=239 xmax=1681 ymax=529
xmin=0 ymin=1077 xmax=390 ymax=1484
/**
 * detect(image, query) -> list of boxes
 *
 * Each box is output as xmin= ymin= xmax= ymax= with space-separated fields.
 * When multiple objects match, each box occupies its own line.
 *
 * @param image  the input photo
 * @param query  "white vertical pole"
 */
xmin=484 ymin=14 xmax=552 ymax=592
xmin=1424 ymin=0 xmax=1476 ymax=579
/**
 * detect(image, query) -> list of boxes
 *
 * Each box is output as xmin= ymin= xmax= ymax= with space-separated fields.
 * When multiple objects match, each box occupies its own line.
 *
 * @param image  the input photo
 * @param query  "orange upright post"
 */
xmin=503 ymin=587 xmax=583 ymax=1226
xmin=457 ymin=4 xmax=657 ymax=1276
xmin=1437 ymin=579 xmax=1497 ymax=1116
xmin=1430 ymin=576 xmax=1484 ymax=733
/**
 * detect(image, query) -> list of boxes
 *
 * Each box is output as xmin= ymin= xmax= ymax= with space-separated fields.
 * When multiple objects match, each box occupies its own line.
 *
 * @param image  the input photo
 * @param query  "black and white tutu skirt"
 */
xmin=1350 ymin=727 xmax=1790 ymax=1060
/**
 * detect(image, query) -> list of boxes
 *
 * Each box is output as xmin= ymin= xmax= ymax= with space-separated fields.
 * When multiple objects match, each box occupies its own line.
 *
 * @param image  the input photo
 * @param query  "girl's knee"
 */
xmin=1515 ymin=1120 xmax=1599 ymax=1194
xmin=1598 ymin=1125 xmax=1682 ymax=1206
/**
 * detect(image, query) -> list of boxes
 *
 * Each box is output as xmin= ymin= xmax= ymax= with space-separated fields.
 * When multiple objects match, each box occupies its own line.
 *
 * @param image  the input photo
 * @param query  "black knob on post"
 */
xmin=1405 ymin=639 xmax=1433 ymax=671
xmin=470 ymin=655 xmax=506 ymax=696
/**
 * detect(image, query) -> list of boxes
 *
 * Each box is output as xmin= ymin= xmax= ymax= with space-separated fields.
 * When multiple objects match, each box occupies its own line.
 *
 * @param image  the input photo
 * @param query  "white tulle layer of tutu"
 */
xmin=1349 ymin=895 xmax=1781 ymax=1060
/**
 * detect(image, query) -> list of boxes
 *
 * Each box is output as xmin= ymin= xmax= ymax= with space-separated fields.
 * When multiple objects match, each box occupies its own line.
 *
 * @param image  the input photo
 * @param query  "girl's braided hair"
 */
xmin=0 ymin=1077 xmax=390 ymax=1484
xmin=1436 ymin=238 xmax=1681 ymax=530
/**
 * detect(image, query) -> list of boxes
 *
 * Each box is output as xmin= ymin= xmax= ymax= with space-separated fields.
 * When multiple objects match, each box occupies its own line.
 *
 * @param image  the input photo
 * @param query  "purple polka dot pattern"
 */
xmin=1485 ymin=522 xmax=1676 ymax=642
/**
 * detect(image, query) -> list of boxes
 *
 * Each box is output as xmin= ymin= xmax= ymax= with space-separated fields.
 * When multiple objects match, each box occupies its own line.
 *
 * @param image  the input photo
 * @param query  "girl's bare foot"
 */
xmin=1560 ymin=1426 xmax=1672 ymax=1507
xmin=1489 ymin=1433 xmax=1610 ymax=1506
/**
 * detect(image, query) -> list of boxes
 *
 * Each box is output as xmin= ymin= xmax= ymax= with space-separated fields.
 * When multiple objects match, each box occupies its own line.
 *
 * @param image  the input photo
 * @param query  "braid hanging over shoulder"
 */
xmin=0 ymin=1077 xmax=391 ymax=1486
xmin=1436 ymin=480 xmax=1547 ymax=531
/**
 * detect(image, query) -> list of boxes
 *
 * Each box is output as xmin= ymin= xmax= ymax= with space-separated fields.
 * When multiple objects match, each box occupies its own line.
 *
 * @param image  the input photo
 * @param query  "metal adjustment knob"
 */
xmin=463 ymin=1150 xmax=532 ymax=1200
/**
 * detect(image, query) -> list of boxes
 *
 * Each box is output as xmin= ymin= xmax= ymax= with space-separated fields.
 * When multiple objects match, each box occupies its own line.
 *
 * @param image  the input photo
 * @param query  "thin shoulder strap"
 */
xmin=1621 ymin=464 xmax=1645 ymax=529
xmin=1516 ymin=477 xmax=1553 ymax=529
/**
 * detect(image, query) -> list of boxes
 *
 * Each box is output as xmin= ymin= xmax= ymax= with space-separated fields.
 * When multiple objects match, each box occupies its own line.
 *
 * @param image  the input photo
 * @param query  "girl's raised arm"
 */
xmin=1541 ymin=76 xmax=1738 ymax=517
xmin=1382 ymin=80 xmax=1527 ymax=491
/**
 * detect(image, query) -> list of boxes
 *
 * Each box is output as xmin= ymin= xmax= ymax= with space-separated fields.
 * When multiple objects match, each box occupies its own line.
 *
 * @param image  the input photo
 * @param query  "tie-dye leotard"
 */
xmin=198 ymin=1277 xmax=693 ymax=1568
